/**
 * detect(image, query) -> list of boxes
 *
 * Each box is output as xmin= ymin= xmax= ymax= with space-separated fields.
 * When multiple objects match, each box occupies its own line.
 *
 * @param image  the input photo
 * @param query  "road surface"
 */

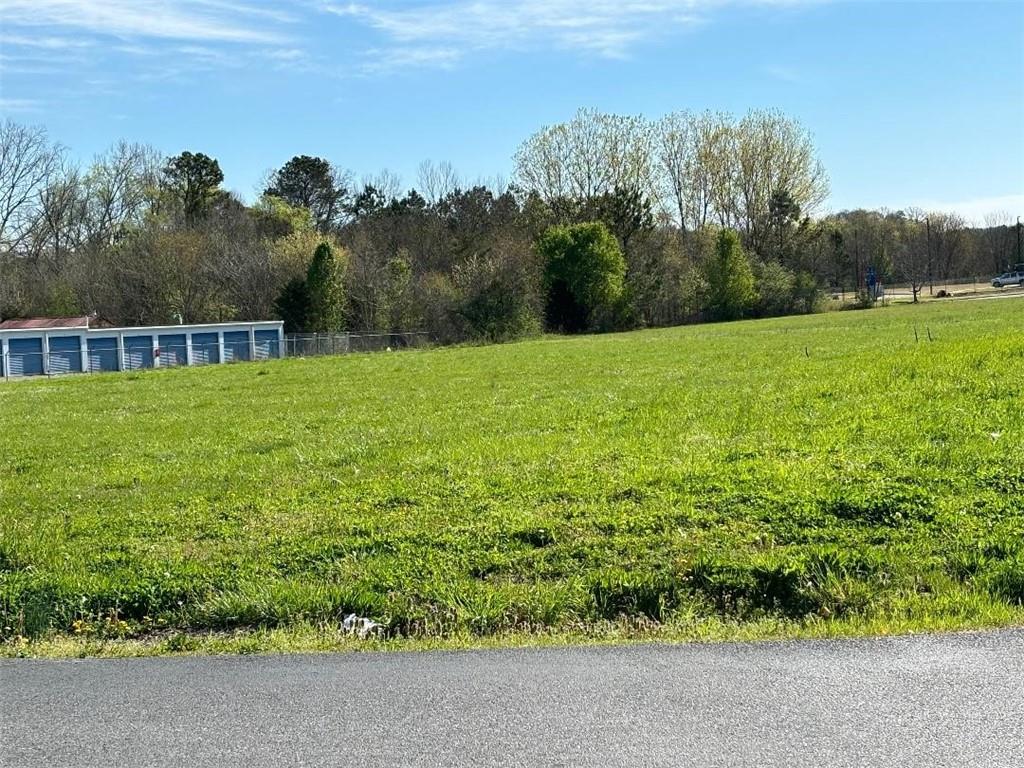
xmin=2 ymin=630 xmax=1022 ymax=767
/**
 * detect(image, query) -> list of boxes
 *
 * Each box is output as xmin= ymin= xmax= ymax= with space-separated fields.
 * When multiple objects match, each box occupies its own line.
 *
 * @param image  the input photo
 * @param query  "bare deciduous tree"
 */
xmin=82 ymin=141 xmax=161 ymax=247
xmin=928 ymin=212 xmax=968 ymax=282
xmin=0 ymin=121 xmax=62 ymax=253
xmin=894 ymin=210 xmax=931 ymax=302
xmin=732 ymin=110 xmax=829 ymax=253
xmin=30 ymin=162 xmax=86 ymax=271
xmin=361 ymin=169 xmax=403 ymax=204
xmin=982 ymin=211 xmax=1017 ymax=273
xmin=417 ymin=159 xmax=460 ymax=203
xmin=655 ymin=110 xmax=735 ymax=231
xmin=513 ymin=108 xmax=656 ymax=204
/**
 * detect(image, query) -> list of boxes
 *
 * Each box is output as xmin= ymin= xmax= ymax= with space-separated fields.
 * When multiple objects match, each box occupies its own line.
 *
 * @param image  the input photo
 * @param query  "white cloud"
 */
xmin=0 ymin=0 xmax=318 ymax=88
xmin=0 ymin=34 xmax=95 ymax=50
xmin=358 ymin=46 xmax=462 ymax=74
xmin=0 ymin=0 xmax=286 ymax=44
xmin=322 ymin=0 xmax=818 ymax=72
xmin=0 ymin=98 xmax=44 ymax=114
xmin=329 ymin=1 xmax=710 ymax=61
xmin=0 ymin=0 xmax=823 ymax=89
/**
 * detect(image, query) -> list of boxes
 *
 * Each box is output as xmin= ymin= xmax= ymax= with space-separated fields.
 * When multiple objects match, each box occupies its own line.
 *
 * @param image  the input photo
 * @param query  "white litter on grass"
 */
xmin=342 ymin=613 xmax=383 ymax=639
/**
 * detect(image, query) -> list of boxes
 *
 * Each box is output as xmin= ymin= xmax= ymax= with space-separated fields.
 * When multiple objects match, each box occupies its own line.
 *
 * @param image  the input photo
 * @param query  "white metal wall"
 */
xmin=0 ymin=322 xmax=284 ymax=378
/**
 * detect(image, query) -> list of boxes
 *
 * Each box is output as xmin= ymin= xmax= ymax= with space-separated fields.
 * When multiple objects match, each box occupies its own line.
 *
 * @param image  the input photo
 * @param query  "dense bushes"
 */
xmin=452 ymin=245 xmax=542 ymax=342
xmin=538 ymin=222 xmax=626 ymax=333
xmin=705 ymin=229 xmax=757 ymax=321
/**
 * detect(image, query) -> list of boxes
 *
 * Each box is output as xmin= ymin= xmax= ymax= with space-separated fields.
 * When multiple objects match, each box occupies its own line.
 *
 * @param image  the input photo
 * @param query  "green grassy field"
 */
xmin=2 ymin=299 xmax=1023 ymax=656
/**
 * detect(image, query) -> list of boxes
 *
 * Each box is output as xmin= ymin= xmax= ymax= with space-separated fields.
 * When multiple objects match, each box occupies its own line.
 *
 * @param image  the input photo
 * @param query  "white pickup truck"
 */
xmin=992 ymin=271 xmax=1024 ymax=288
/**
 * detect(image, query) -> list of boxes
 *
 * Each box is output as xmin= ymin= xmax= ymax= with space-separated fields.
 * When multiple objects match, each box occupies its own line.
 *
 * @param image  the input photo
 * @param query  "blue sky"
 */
xmin=1 ymin=0 xmax=1022 ymax=222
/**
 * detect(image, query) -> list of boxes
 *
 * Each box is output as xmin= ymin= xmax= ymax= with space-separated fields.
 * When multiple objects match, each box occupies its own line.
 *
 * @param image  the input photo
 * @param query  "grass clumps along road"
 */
xmin=2 ymin=299 xmax=1023 ymax=656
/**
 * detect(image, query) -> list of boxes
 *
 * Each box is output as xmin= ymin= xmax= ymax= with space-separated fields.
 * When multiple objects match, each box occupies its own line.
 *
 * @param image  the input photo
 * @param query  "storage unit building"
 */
xmin=6 ymin=337 xmax=44 ymax=377
xmin=88 ymin=337 xmax=120 ymax=373
xmin=0 ymin=317 xmax=284 ymax=379
xmin=222 ymin=331 xmax=251 ymax=362
xmin=158 ymin=333 xmax=188 ymax=367
xmin=190 ymin=332 xmax=220 ymax=365
xmin=48 ymin=336 xmax=83 ymax=374
xmin=124 ymin=335 xmax=155 ymax=370
xmin=254 ymin=330 xmax=280 ymax=360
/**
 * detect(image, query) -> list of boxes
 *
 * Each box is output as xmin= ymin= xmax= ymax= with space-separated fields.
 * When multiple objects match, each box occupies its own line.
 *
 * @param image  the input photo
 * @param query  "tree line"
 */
xmin=0 ymin=113 xmax=1020 ymax=343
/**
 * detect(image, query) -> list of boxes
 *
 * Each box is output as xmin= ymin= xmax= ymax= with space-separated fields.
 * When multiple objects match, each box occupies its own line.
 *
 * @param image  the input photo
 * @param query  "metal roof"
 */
xmin=0 ymin=316 xmax=92 ymax=330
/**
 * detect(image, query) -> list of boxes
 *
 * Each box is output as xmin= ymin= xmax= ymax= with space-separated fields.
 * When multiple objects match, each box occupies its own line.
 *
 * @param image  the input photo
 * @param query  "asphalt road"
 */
xmin=2 ymin=630 xmax=1022 ymax=767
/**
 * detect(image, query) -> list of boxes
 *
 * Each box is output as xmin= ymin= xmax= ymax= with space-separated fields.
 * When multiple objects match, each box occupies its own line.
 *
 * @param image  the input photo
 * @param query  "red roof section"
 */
xmin=0 ymin=316 xmax=93 ymax=330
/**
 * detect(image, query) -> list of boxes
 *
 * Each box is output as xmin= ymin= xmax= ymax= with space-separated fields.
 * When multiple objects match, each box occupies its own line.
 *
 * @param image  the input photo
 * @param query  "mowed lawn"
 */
xmin=2 ymin=299 xmax=1023 ymax=654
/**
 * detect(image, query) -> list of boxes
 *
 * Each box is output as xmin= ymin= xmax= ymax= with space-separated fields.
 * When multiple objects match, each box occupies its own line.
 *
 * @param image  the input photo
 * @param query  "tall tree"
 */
xmin=765 ymin=189 xmax=803 ymax=265
xmin=265 ymin=155 xmax=350 ymax=233
xmin=514 ymin=108 xmax=655 ymax=205
xmin=582 ymin=185 xmax=655 ymax=254
xmin=305 ymin=242 xmax=346 ymax=332
xmin=732 ymin=110 xmax=829 ymax=254
xmin=162 ymin=151 xmax=223 ymax=223
xmin=655 ymin=110 xmax=735 ymax=231
xmin=274 ymin=277 xmax=310 ymax=334
xmin=892 ymin=213 xmax=930 ymax=303
xmin=705 ymin=229 xmax=757 ymax=321
xmin=927 ymin=212 xmax=967 ymax=283
xmin=82 ymin=141 xmax=161 ymax=247
xmin=0 ymin=121 xmax=62 ymax=254
xmin=982 ymin=212 xmax=1017 ymax=273
xmin=417 ymin=159 xmax=460 ymax=204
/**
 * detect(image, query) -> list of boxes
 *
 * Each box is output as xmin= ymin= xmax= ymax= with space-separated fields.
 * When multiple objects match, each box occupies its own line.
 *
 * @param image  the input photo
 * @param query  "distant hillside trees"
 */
xmin=518 ymin=108 xmax=829 ymax=243
xmin=0 ymin=114 xmax=1018 ymax=341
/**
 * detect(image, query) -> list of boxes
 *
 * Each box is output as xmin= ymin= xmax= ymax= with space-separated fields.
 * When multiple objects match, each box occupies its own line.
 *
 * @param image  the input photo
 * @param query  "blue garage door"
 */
xmin=87 ymin=337 xmax=120 ymax=372
xmin=254 ymin=330 xmax=280 ymax=360
xmin=223 ymin=331 xmax=251 ymax=362
xmin=48 ymin=336 xmax=82 ymax=374
xmin=191 ymin=332 xmax=219 ymax=365
xmin=7 ymin=338 xmax=44 ymax=377
xmin=158 ymin=333 xmax=188 ymax=367
xmin=124 ymin=336 xmax=154 ymax=370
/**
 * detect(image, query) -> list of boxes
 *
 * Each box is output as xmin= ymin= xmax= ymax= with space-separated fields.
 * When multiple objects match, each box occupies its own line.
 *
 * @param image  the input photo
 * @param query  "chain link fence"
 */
xmin=284 ymin=332 xmax=430 ymax=357
xmin=827 ymin=274 xmax=1024 ymax=305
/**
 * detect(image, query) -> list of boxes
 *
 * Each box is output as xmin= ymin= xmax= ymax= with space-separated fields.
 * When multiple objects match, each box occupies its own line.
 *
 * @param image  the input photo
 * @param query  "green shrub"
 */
xmin=538 ymin=221 xmax=626 ymax=333
xmin=705 ymin=229 xmax=757 ymax=321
